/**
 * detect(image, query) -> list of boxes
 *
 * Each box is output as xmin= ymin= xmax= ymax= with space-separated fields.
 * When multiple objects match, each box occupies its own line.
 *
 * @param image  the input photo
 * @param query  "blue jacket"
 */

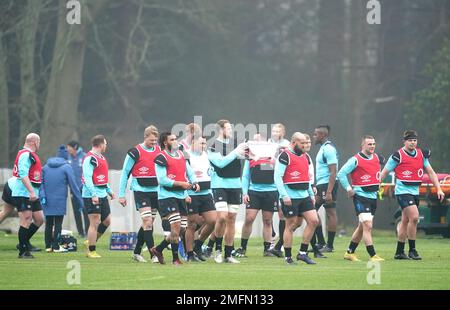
xmin=67 ymin=147 xmax=86 ymax=189
xmin=40 ymin=157 xmax=83 ymax=216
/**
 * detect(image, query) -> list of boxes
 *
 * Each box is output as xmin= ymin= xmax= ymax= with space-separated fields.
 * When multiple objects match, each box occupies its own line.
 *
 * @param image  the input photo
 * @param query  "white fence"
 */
xmin=1 ymin=168 xmax=325 ymax=237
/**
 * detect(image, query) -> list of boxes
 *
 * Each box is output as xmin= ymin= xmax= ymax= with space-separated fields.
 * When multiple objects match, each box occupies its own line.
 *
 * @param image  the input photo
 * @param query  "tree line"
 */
xmin=0 ymin=0 xmax=448 ymax=170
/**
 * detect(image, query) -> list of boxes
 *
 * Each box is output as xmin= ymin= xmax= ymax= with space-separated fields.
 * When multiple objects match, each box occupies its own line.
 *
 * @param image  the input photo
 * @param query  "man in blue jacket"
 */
xmin=40 ymin=150 xmax=83 ymax=252
xmin=66 ymin=141 xmax=89 ymax=238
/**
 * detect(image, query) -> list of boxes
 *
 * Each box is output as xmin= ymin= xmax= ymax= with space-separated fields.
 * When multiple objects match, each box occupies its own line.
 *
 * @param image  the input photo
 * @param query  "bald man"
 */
xmin=274 ymin=132 xmax=319 ymax=265
xmin=11 ymin=133 xmax=44 ymax=258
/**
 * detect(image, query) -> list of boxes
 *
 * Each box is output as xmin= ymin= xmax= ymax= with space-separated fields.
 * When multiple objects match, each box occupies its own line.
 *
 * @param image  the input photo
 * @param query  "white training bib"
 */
xmin=188 ymin=151 xmax=212 ymax=183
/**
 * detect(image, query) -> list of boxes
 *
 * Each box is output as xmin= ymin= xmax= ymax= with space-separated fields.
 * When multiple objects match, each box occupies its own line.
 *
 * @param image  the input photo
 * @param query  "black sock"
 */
xmin=207 ymin=238 xmax=215 ymax=249
xmin=315 ymin=226 xmax=325 ymax=245
xmin=327 ymin=231 xmax=336 ymax=248
xmin=18 ymin=226 xmax=29 ymax=253
xmin=215 ymin=237 xmax=223 ymax=251
xmin=300 ymin=243 xmax=308 ymax=253
xmin=27 ymin=223 xmax=39 ymax=242
xmin=162 ymin=219 xmax=171 ymax=233
xmin=240 ymin=238 xmax=248 ymax=250
xmin=408 ymin=239 xmax=416 ymax=251
xmin=347 ymin=241 xmax=359 ymax=254
xmin=156 ymin=239 xmax=169 ymax=252
xmin=194 ymin=239 xmax=204 ymax=252
xmin=310 ymin=231 xmax=317 ymax=248
xmin=263 ymin=241 xmax=271 ymax=251
xmin=97 ymin=222 xmax=108 ymax=235
xmin=285 ymin=247 xmax=292 ymax=258
xmin=275 ymin=220 xmax=285 ymax=250
xmin=224 ymin=245 xmax=233 ymax=258
xmin=396 ymin=241 xmax=405 ymax=254
xmin=171 ymin=242 xmax=179 ymax=261
xmin=366 ymin=245 xmax=376 ymax=257
xmin=89 ymin=245 xmax=96 ymax=252
xmin=143 ymin=230 xmax=154 ymax=250
xmin=134 ymin=227 xmax=144 ymax=255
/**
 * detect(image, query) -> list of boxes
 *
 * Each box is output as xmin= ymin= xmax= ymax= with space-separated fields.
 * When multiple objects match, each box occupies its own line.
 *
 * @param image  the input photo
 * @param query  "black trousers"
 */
xmin=45 ymin=215 xmax=64 ymax=250
xmin=71 ymin=190 xmax=90 ymax=235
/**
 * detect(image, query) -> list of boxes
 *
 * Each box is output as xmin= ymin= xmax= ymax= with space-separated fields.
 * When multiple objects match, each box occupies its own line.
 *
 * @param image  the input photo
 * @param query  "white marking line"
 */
xmin=80 ymin=276 xmax=166 ymax=286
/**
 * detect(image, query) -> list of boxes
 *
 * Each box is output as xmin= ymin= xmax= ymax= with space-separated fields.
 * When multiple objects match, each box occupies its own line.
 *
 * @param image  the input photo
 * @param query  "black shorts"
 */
xmin=396 ymin=194 xmax=420 ymax=210
xmin=212 ymin=188 xmax=242 ymax=205
xmin=133 ymin=191 xmax=158 ymax=211
xmin=1 ymin=182 xmax=15 ymax=205
xmin=13 ymin=196 xmax=42 ymax=212
xmin=187 ymin=194 xmax=216 ymax=215
xmin=353 ymin=195 xmax=377 ymax=216
xmin=247 ymin=190 xmax=278 ymax=212
xmin=83 ymin=197 xmax=111 ymax=221
xmin=315 ymin=182 xmax=339 ymax=209
xmin=158 ymin=198 xmax=188 ymax=218
xmin=280 ymin=197 xmax=314 ymax=218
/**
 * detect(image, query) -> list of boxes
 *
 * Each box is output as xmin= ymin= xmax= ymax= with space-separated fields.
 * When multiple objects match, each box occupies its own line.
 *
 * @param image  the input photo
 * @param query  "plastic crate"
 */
xmin=109 ymin=232 xmax=137 ymax=250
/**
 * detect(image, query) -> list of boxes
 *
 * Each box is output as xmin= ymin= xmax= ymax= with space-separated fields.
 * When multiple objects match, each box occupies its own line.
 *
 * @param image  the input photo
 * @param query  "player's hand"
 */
xmin=437 ymin=189 xmax=445 ymax=203
xmin=118 ymin=197 xmax=127 ymax=207
xmin=310 ymin=196 xmax=316 ymax=206
xmin=347 ymin=189 xmax=355 ymax=198
xmin=181 ymin=182 xmax=192 ymax=190
xmin=235 ymin=143 xmax=248 ymax=158
xmin=312 ymin=186 xmax=317 ymax=196
xmin=325 ymin=192 xmax=333 ymax=204
xmin=192 ymin=183 xmax=200 ymax=192
xmin=185 ymin=196 xmax=192 ymax=204
xmin=29 ymin=192 xmax=38 ymax=202
xmin=243 ymin=194 xmax=250 ymax=205
xmin=92 ymin=196 xmax=99 ymax=205
xmin=110 ymin=192 xmax=117 ymax=200
xmin=283 ymin=196 xmax=292 ymax=206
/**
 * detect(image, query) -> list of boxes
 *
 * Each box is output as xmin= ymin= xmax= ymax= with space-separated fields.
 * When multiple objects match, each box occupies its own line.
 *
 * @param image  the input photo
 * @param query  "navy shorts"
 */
xmin=396 ymin=194 xmax=420 ymax=210
xmin=187 ymin=194 xmax=216 ymax=215
xmin=14 ymin=196 xmax=42 ymax=212
xmin=212 ymin=188 xmax=242 ymax=205
xmin=83 ymin=197 xmax=111 ymax=222
xmin=280 ymin=197 xmax=314 ymax=218
xmin=353 ymin=195 xmax=377 ymax=216
xmin=133 ymin=191 xmax=158 ymax=211
xmin=1 ymin=182 xmax=15 ymax=205
xmin=247 ymin=190 xmax=278 ymax=212
xmin=316 ymin=183 xmax=339 ymax=209
xmin=158 ymin=198 xmax=188 ymax=218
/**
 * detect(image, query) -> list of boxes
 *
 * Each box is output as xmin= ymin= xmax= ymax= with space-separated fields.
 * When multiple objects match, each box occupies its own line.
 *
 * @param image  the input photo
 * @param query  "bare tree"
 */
xmin=348 ymin=0 xmax=369 ymax=145
xmin=40 ymin=0 xmax=108 ymax=158
xmin=316 ymin=0 xmax=346 ymax=145
xmin=0 ymin=31 xmax=9 ymax=166
xmin=17 ymin=1 xmax=43 ymax=139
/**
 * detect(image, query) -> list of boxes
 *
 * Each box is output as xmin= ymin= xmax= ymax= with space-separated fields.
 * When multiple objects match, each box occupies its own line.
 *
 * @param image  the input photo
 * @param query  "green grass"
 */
xmin=0 ymin=230 xmax=449 ymax=290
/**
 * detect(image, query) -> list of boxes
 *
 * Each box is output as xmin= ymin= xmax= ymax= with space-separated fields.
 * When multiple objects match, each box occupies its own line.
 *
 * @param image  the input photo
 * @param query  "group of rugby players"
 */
xmin=1 ymin=121 xmax=445 ymax=265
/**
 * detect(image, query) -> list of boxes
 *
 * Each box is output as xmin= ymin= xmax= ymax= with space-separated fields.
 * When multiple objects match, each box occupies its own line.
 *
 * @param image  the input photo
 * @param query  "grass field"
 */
xmin=0 ymin=230 xmax=449 ymax=290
